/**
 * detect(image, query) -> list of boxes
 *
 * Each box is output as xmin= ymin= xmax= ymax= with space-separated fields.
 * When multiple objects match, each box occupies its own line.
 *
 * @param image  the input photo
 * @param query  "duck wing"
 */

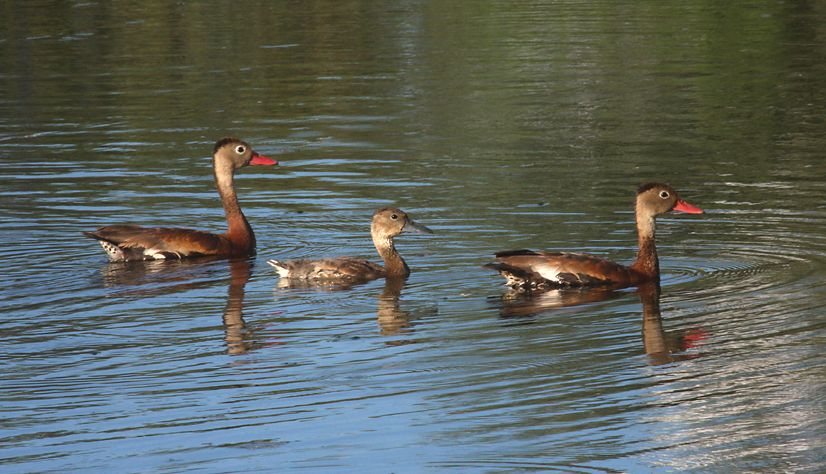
xmin=485 ymin=249 xmax=638 ymax=289
xmin=267 ymin=257 xmax=386 ymax=281
xmin=83 ymin=225 xmax=227 ymax=261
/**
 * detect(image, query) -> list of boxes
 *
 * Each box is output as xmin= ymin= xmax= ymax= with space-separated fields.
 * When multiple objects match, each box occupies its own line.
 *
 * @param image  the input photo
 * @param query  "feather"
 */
xmin=83 ymin=225 xmax=227 ymax=261
xmin=267 ymin=258 xmax=386 ymax=281
xmin=486 ymin=250 xmax=636 ymax=289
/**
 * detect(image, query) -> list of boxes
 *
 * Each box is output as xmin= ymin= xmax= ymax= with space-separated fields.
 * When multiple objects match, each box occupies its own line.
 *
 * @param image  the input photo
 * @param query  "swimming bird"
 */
xmin=485 ymin=182 xmax=703 ymax=290
xmin=83 ymin=137 xmax=277 ymax=261
xmin=267 ymin=207 xmax=432 ymax=281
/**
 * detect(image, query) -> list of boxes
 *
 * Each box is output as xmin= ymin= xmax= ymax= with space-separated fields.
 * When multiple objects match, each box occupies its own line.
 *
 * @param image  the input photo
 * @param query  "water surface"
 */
xmin=2 ymin=1 xmax=826 ymax=472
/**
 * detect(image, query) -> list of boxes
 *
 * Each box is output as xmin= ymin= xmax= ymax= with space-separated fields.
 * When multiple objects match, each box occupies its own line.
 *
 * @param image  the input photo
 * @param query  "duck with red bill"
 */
xmin=84 ymin=137 xmax=279 ymax=261
xmin=485 ymin=182 xmax=704 ymax=290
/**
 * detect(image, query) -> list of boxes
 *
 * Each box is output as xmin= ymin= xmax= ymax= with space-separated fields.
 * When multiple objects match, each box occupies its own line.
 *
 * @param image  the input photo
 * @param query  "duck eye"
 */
xmin=235 ymin=145 xmax=246 ymax=154
xmin=659 ymin=191 xmax=670 ymax=199
xmin=390 ymin=214 xmax=398 ymax=220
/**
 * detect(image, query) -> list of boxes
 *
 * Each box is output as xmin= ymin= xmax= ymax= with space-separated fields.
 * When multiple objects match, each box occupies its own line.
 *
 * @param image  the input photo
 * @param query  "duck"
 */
xmin=485 ymin=182 xmax=703 ymax=290
xmin=83 ymin=137 xmax=278 ymax=261
xmin=267 ymin=207 xmax=432 ymax=281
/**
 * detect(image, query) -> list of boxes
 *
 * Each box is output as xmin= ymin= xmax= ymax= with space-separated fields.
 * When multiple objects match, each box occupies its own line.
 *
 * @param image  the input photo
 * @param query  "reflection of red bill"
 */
xmin=681 ymin=328 xmax=709 ymax=350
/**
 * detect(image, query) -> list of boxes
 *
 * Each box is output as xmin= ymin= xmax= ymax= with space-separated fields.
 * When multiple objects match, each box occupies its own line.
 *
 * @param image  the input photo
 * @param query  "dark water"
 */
xmin=3 ymin=1 xmax=826 ymax=472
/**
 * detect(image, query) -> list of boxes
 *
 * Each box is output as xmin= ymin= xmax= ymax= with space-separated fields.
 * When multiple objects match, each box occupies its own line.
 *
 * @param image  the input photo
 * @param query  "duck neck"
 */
xmin=630 ymin=210 xmax=659 ymax=280
xmin=215 ymin=162 xmax=255 ymax=254
xmin=373 ymin=235 xmax=410 ymax=277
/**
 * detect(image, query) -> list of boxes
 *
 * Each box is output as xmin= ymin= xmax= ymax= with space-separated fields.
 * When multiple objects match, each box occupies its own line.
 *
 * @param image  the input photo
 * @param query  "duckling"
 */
xmin=268 ymin=207 xmax=432 ymax=281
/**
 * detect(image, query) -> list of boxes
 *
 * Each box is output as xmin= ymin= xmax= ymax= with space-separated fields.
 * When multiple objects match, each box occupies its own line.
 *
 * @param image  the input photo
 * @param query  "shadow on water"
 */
xmin=491 ymin=282 xmax=708 ymax=365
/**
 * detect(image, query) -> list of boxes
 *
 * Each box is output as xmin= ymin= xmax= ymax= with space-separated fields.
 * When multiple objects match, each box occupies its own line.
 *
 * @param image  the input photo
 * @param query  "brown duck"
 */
xmin=83 ymin=137 xmax=277 ymax=261
xmin=267 ymin=207 xmax=432 ymax=281
xmin=485 ymin=183 xmax=703 ymax=289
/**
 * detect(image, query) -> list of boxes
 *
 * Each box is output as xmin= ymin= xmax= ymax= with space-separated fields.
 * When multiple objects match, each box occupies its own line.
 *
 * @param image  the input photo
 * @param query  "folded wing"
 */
xmin=485 ymin=249 xmax=638 ymax=289
xmin=267 ymin=257 xmax=386 ymax=281
xmin=83 ymin=225 xmax=227 ymax=261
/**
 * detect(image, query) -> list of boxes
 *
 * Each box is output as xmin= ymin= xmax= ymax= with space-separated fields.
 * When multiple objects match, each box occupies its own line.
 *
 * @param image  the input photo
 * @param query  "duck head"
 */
xmin=371 ymin=207 xmax=433 ymax=240
xmin=636 ymin=182 xmax=703 ymax=218
xmin=213 ymin=137 xmax=278 ymax=171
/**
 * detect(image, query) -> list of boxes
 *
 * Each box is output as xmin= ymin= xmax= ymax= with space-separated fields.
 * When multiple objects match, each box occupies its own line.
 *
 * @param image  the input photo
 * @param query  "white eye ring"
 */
xmin=659 ymin=190 xmax=670 ymax=199
xmin=235 ymin=145 xmax=246 ymax=154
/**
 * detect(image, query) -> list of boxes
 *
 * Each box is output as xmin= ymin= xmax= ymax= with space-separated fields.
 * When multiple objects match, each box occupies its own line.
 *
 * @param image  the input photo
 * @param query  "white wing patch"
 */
xmin=534 ymin=264 xmax=564 ymax=284
xmin=143 ymin=248 xmax=183 ymax=260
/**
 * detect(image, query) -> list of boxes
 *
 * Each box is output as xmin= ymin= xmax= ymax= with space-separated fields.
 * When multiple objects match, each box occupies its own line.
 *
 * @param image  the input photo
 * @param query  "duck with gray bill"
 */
xmin=268 ymin=207 xmax=432 ymax=281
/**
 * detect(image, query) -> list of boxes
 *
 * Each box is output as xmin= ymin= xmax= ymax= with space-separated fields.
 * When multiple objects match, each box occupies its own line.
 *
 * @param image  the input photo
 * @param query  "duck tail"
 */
xmin=266 ymin=259 xmax=291 ymax=278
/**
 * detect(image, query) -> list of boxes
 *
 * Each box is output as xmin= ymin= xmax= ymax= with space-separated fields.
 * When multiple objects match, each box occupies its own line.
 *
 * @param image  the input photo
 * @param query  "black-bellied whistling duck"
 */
xmin=84 ymin=137 xmax=277 ymax=261
xmin=267 ymin=207 xmax=432 ymax=281
xmin=485 ymin=183 xmax=703 ymax=290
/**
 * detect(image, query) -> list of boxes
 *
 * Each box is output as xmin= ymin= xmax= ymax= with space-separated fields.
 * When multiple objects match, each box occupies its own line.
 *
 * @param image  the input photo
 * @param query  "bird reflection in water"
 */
xmin=222 ymin=258 xmax=258 ymax=355
xmin=376 ymin=277 xmax=414 ymax=337
xmin=98 ymin=256 xmax=225 ymax=293
xmin=275 ymin=276 xmax=429 ymax=339
xmin=96 ymin=257 xmax=275 ymax=355
xmin=494 ymin=286 xmax=625 ymax=319
xmin=637 ymin=282 xmax=707 ymax=365
xmin=493 ymin=282 xmax=707 ymax=364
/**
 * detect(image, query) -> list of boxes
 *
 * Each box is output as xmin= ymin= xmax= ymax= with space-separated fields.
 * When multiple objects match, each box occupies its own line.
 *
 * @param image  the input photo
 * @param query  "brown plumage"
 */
xmin=485 ymin=183 xmax=704 ymax=290
xmin=267 ymin=208 xmax=433 ymax=282
xmin=83 ymin=138 xmax=278 ymax=261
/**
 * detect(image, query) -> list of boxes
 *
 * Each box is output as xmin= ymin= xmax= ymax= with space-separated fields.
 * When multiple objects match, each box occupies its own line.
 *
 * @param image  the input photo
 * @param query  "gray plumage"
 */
xmin=268 ymin=207 xmax=432 ymax=282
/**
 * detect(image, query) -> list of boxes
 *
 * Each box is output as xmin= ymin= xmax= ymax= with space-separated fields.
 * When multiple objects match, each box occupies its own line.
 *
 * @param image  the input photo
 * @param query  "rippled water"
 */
xmin=3 ymin=1 xmax=826 ymax=472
